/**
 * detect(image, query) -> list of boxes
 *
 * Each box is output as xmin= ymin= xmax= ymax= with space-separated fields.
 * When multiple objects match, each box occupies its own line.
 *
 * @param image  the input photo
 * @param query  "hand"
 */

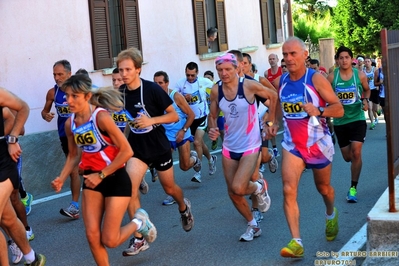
xmin=8 ymin=143 xmax=22 ymax=162
xmin=263 ymin=124 xmax=278 ymax=140
xmin=44 ymin=112 xmax=55 ymax=122
xmin=362 ymin=100 xmax=369 ymax=111
xmin=83 ymin=173 xmax=102 ymax=189
xmin=301 ymin=103 xmax=319 ymax=117
xmin=51 ymin=177 xmax=64 ymax=193
xmin=208 ymin=127 xmax=220 ymax=141
xmin=184 ymin=94 xmax=192 ymax=102
xmin=134 ymin=112 xmax=152 ymax=128
xmin=176 ymin=129 xmax=185 ymax=143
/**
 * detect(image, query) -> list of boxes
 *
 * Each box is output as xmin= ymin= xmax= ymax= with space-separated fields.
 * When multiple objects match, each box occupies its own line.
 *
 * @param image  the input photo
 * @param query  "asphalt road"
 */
xmin=9 ymin=117 xmax=388 ymax=266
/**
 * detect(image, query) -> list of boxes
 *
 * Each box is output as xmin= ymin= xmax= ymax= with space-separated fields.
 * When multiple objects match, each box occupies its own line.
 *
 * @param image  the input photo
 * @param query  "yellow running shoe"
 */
xmin=280 ymin=239 xmax=304 ymax=258
xmin=326 ymin=207 xmax=339 ymax=241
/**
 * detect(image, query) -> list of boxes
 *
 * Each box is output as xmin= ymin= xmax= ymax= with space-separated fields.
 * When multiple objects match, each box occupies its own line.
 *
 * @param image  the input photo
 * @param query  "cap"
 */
xmin=357 ymin=57 xmax=364 ymax=62
xmin=215 ymin=53 xmax=238 ymax=67
xmin=352 ymin=59 xmax=358 ymax=64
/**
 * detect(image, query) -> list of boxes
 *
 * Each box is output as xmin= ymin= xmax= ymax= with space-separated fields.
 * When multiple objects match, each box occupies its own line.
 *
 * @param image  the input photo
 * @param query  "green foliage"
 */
xmin=333 ymin=0 xmax=399 ymax=54
xmin=293 ymin=1 xmax=334 ymax=44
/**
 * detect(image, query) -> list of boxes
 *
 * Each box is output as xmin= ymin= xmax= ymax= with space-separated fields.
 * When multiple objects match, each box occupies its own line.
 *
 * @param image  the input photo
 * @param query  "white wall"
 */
xmin=0 ymin=0 xmax=283 ymax=135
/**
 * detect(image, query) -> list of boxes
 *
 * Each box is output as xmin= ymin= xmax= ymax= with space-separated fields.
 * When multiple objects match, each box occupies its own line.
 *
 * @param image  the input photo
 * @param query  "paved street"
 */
xmin=11 ymin=117 xmax=388 ymax=265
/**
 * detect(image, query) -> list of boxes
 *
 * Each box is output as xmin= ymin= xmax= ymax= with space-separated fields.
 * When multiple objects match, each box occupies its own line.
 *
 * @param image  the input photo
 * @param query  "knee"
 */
xmin=317 ymin=184 xmax=333 ymax=197
xmin=101 ymin=234 xmax=118 ymax=248
xmin=230 ymin=183 xmax=246 ymax=196
xmin=282 ymin=183 xmax=297 ymax=199
xmin=86 ymin=230 xmax=101 ymax=247
xmin=193 ymin=139 xmax=201 ymax=148
xmin=9 ymin=190 xmax=19 ymax=205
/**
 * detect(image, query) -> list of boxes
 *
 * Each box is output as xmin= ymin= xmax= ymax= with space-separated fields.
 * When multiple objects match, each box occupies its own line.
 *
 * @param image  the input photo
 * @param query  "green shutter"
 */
xmin=260 ymin=0 xmax=270 ymax=45
xmin=216 ymin=0 xmax=228 ymax=51
xmin=193 ymin=0 xmax=208 ymax=54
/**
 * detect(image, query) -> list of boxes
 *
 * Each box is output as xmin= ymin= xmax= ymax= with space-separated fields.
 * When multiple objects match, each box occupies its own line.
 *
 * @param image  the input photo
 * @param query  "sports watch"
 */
xmin=6 ymin=135 xmax=18 ymax=144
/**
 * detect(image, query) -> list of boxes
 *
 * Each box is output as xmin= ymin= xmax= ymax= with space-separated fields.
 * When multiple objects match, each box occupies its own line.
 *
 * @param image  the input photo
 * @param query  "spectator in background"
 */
xmin=281 ymin=59 xmax=288 ymax=73
xmin=112 ymin=68 xmax=124 ymax=90
xmin=207 ymin=27 xmax=218 ymax=53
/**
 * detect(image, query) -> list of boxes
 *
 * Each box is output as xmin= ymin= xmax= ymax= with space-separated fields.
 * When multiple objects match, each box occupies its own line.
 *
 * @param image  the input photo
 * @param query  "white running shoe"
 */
xmin=209 ymin=155 xmax=217 ymax=175
xmin=191 ymin=172 xmax=202 ymax=183
xmin=239 ymin=224 xmax=262 ymax=241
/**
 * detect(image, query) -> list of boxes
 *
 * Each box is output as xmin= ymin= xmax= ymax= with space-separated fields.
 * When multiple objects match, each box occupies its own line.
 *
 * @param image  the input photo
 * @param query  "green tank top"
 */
xmin=332 ymin=68 xmax=365 ymax=125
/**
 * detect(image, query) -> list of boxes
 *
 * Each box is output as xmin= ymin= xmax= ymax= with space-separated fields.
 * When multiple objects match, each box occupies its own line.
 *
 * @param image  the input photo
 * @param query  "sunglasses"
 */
xmin=186 ymin=74 xmax=196 ymax=77
xmin=281 ymin=65 xmax=287 ymax=68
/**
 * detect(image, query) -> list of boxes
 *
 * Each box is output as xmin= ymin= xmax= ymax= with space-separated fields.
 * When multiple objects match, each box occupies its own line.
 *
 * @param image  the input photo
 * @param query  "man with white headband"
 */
xmin=208 ymin=53 xmax=278 ymax=242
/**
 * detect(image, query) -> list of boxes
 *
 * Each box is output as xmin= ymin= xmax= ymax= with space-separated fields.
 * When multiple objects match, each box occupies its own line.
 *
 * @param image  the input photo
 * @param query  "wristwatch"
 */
xmin=318 ymin=107 xmax=325 ymax=116
xmin=182 ymin=127 xmax=188 ymax=132
xmin=6 ymin=135 xmax=18 ymax=144
xmin=265 ymin=121 xmax=273 ymax=127
xmin=99 ymin=171 xmax=106 ymax=180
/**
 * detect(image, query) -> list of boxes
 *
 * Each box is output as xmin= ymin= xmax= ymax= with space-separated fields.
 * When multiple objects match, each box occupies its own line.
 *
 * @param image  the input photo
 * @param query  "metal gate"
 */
xmin=381 ymin=29 xmax=399 ymax=212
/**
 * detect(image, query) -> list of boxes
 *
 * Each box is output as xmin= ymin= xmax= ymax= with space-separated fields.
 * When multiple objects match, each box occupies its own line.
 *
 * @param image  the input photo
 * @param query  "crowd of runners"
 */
xmin=0 ymin=35 xmax=385 ymax=265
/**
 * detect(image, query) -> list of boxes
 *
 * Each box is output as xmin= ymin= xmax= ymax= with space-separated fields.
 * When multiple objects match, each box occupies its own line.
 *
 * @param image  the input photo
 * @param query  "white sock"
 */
xmin=24 ymin=249 xmax=35 ymax=264
xmin=255 ymin=181 xmax=262 ymax=194
xmin=248 ymin=218 xmax=257 ymax=226
xmin=132 ymin=218 xmax=143 ymax=230
xmin=326 ymin=210 xmax=335 ymax=220
xmin=293 ymin=238 xmax=303 ymax=247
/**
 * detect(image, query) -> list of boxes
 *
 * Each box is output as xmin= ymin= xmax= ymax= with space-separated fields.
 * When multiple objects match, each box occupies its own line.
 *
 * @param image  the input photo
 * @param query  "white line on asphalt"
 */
xmin=333 ymin=223 xmax=367 ymax=260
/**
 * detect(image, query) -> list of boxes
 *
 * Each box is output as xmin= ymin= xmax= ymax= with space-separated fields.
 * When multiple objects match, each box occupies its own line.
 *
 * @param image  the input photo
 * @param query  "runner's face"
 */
xmin=53 ymin=64 xmax=71 ymax=87
xmin=216 ymin=62 xmax=238 ymax=83
xmin=338 ymin=52 xmax=352 ymax=70
xmin=118 ymin=59 xmax=141 ymax=88
xmin=154 ymin=76 xmax=169 ymax=92
xmin=268 ymin=55 xmax=278 ymax=67
xmin=242 ymin=57 xmax=252 ymax=74
xmin=185 ymin=69 xmax=198 ymax=83
xmin=65 ymin=87 xmax=90 ymax=113
xmin=112 ymin=73 xmax=124 ymax=90
xmin=282 ymin=41 xmax=308 ymax=73
xmin=364 ymin=59 xmax=372 ymax=68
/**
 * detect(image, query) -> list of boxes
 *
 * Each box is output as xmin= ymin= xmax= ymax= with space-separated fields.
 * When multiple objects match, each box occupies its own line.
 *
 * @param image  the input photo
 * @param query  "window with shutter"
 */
xmin=192 ymin=0 xmax=228 ymax=55
xmin=88 ymin=0 xmax=142 ymax=70
xmin=260 ymin=0 xmax=283 ymax=45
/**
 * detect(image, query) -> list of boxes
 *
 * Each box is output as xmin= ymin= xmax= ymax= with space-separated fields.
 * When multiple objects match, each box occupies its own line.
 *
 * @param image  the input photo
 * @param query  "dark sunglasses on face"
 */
xmin=186 ymin=74 xmax=196 ymax=77
xmin=281 ymin=65 xmax=287 ymax=68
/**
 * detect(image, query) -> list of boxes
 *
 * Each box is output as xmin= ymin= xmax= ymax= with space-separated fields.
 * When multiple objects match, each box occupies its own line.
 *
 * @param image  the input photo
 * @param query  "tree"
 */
xmin=333 ymin=0 xmax=399 ymax=54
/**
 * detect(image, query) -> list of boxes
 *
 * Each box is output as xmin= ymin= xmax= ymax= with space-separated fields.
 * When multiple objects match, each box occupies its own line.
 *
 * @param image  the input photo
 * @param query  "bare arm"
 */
xmin=303 ymin=73 xmax=344 ymax=118
xmin=359 ymin=71 xmax=371 ymax=99
xmin=174 ymin=91 xmax=195 ymax=143
xmin=208 ymin=83 xmax=220 ymax=140
xmin=51 ymin=118 xmax=81 ymax=192
xmin=135 ymin=104 xmax=179 ymax=128
xmin=41 ymin=88 xmax=55 ymax=122
xmin=3 ymin=107 xmax=15 ymax=135
xmin=374 ymin=68 xmax=382 ymax=86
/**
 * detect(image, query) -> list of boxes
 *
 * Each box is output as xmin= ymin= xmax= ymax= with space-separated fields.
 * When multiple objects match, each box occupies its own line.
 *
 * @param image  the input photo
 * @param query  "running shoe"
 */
xmin=150 ymin=167 xmax=158 ymax=182
xmin=162 ymin=195 xmax=176 ymax=206
xmin=21 ymin=193 xmax=33 ymax=215
xmin=377 ymin=109 xmax=382 ymax=116
xmin=370 ymin=122 xmax=375 ymax=130
xmin=191 ymin=151 xmax=201 ymax=172
xmin=211 ymin=139 xmax=218 ymax=150
xmin=181 ymin=198 xmax=194 ymax=232
xmin=60 ymin=203 xmax=79 ymax=219
xmin=139 ymin=178 xmax=149 ymax=194
xmin=8 ymin=239 xmax=23 ymax=264
xmin=252 ymin=208 xmax=264 ymax=223
xmin=255 ymin=179 xmax=271 ymax=213
xmin=346 ymin=187 xmax=357 ymax=203
xmin=326 ymin=207 xmax=339 ymax=241
xmin=191 ymin=172 xmax=202 ymax=183
xmin=273 ymin=148 xmax=280 ymax=157
xmin=26 ymin=226 xmax=35 ymax=241
xmin=134 ymin=208 xmax=157 ymax=243
xmin=239 ymin=224 xmax=262 ymax=241
xmin=209 ymin=155 xmax=217 ymax=175
xmin=25 ymin=253 xmax=46 ymax=266
xmin=280 ymin=239 xmax=304 ymax=258
xmin=375 ymin=118 xmax=379 ymax=124
xmin=259 ymin=163 xmax=265 ymax=173
xmin=122 ymin=237 xmax=149 ymax=256
xmin=267 ymin=148 xmax=278 ymax=173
